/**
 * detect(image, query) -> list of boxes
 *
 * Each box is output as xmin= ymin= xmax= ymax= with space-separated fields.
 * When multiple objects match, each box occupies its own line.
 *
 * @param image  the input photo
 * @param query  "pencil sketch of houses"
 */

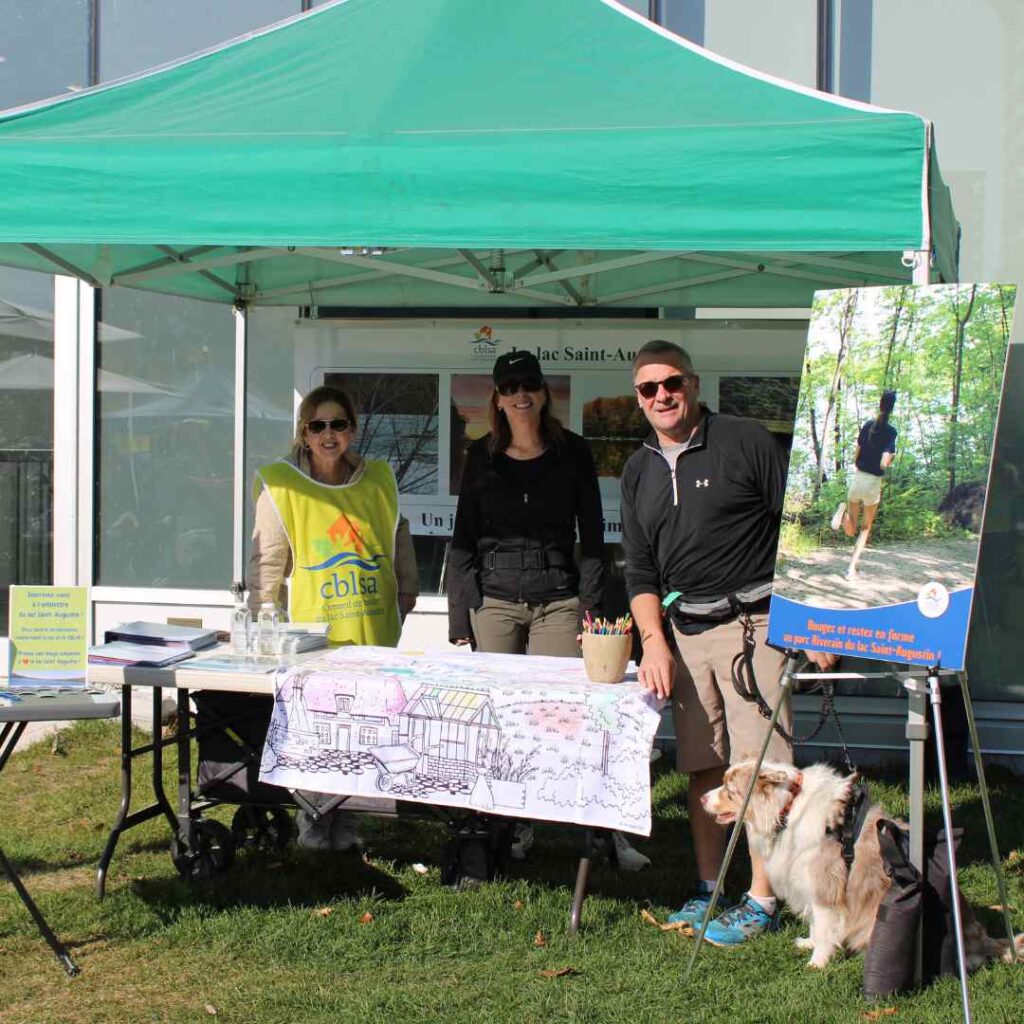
xmin=259 ymin=648 xmax=663 ymax=833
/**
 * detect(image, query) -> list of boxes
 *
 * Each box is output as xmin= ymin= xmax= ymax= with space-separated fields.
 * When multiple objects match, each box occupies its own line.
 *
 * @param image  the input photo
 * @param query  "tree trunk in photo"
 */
xmin=813 ymin=290 xmax=857 ymax=500
xmin=947 ymin=285 xmax=977 ymax=496
xmin=881 ymin=287 xmax=907 ymax=387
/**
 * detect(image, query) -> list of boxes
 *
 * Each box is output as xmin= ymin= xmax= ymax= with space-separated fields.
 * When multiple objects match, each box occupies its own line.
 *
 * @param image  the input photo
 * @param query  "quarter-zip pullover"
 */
xmin=621 ymin=411 xmax=787 ymax=625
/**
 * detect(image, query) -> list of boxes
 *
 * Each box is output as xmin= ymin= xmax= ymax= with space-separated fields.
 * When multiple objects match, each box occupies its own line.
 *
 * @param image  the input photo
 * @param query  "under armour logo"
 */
xmin=695 ymin=479 xmax=710 ymax=488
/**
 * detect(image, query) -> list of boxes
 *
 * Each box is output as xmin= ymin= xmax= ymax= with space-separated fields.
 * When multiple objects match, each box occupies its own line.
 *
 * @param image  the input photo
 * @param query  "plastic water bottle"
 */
xmin=230 ymin=589 xmax=251 ymax=655
xmin=257 ymin=601 xmax=281 ymax=657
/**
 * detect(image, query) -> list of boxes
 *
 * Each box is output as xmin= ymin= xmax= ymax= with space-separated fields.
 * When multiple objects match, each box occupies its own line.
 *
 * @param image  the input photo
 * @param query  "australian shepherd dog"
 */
xmin=702 ymin=759 xmax=1024 ymax=969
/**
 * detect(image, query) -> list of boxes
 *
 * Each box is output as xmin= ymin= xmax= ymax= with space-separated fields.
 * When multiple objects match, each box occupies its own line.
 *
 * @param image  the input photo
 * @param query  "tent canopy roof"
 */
xmin=0 ymin=0 xmax=957 ymax=308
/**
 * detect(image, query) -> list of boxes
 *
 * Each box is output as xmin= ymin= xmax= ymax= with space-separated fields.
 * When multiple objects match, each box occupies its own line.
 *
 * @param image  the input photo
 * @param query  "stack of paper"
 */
xmin=103 ymin=621 xmax=219 ymax=651
xmin=276 ymin=624 xmax=329 ymax=654
xmin=88 ymin=641 xmax=195 ymax=667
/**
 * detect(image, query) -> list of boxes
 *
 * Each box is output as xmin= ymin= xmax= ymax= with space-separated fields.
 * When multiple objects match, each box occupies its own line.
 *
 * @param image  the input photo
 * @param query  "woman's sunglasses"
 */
xmin=634 ymin=374 xmax=692 ymax=400
xmin=306 ymin=418 xmax=352 ymax=434
xmin=497 ymin=374 xmax=545 ymax=396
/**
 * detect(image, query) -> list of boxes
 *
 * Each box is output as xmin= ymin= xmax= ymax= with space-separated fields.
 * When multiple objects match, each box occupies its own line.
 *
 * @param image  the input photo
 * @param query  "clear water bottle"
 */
xmin=257 ymin=601 xmax=281 ymax=657
xmin=230 ymin=588 xmax=251 ymax=655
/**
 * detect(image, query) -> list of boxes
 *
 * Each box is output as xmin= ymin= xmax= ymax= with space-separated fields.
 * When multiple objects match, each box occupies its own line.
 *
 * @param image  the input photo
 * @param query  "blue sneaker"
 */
xmin=703 ymin=894 xmax=781 ymax=947
xmin=667 ymin=885 xmax=727 ymax=928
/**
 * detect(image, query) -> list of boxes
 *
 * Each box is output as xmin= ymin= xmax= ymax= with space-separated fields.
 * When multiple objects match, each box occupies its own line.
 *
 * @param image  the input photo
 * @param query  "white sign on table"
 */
xmin=258 ymin=647 xmax=662 ymax=835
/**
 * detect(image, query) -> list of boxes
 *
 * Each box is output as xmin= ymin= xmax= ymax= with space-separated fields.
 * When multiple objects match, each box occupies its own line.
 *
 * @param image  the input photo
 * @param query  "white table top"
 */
xmin=86 ymin=645 xmax=322 ymax=695
xmin=0 ymin=689 xmax=120 ymax=723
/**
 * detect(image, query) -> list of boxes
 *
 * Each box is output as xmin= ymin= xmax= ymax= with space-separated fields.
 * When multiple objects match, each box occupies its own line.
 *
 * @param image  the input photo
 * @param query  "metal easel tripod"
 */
xmin=680 ymin=656 xmax=1018 ymax=1024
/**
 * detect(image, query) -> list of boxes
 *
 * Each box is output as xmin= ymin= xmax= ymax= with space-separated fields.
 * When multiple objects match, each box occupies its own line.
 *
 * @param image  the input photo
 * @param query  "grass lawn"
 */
xmin=1 ymin=720 xmax=1022 ymax=1024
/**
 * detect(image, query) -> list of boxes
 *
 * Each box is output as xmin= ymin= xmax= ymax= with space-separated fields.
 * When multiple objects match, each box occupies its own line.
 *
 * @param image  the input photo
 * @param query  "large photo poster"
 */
xmin=768 ymin=284 xmax=1016 ymax=669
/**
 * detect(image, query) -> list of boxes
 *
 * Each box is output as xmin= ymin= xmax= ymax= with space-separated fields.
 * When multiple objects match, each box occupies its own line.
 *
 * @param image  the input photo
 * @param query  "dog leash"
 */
xmin=731 ymin=610 xmax=856 ymax=773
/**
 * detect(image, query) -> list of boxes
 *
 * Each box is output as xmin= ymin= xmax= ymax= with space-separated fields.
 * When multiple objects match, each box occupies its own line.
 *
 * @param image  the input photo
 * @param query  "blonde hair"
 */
xmin=290 ymin=385 xmax=358 ymax=460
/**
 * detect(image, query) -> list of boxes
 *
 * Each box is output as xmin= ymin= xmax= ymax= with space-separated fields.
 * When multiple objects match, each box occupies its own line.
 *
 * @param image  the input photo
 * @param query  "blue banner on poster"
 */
xmin=767 ymin=588 xmax=973 ymax=670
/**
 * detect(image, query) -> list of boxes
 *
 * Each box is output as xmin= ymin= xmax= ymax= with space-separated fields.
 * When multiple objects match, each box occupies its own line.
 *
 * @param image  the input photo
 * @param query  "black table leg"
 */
xmin=0 ymin=844 xmax=79 ymax=976
xmin=569 ymin=828 xmax=598 ymax=936
xmin=96 ymin=684 xmax=178 ymax=899
xmin=0 ymin=720 xmax=78 ymax=975
xmin=175 ymin=688 xmax=198 ymax=856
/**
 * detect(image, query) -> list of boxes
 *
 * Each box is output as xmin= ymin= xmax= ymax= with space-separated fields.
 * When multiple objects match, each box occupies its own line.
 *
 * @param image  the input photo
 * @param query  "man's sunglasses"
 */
xmin=634 ymin=374 xmax=692 ymax=400
xmin=306 ymin=418 xmax=352 ymax=434
xmin=497 ymin=375 xmax=545 ymax=396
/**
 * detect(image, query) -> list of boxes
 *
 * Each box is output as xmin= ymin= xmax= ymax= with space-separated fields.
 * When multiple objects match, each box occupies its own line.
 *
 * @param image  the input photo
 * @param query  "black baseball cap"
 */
xmin=492 ymin=350 xmax=543 ymax=385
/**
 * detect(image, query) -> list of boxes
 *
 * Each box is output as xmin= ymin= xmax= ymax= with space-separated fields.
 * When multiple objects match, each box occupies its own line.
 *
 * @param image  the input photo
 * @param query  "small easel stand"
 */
xmin=682 ymin=656 xmax=1018 ymax=1024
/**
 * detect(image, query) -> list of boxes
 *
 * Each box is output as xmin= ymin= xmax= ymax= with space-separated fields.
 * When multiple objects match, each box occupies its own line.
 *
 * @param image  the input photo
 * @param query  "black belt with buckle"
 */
xmin=481 ymin=550 xmax=569 ymax=570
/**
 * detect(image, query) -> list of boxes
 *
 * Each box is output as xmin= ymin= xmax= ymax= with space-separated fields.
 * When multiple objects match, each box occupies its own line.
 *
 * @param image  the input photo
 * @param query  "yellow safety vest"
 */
xmin=256 ymin=459 xmax=401 ymax=647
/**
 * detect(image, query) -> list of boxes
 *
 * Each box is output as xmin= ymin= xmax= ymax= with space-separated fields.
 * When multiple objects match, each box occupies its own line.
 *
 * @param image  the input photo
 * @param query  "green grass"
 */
xmin=1 ymin=721 xmax=1022 ymax=1024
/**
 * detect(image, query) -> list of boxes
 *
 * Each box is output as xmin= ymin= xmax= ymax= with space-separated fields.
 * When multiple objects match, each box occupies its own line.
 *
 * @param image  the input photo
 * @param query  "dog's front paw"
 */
xmin=795 ymin=936 xmax=814 ymax=951
xmin=807 ymin=951 xmax=833 ymax=970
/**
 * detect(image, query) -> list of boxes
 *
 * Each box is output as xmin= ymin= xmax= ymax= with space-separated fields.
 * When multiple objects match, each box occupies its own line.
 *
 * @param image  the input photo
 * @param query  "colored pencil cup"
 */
xmin=581 ymin=632 xmax=632 ymax=684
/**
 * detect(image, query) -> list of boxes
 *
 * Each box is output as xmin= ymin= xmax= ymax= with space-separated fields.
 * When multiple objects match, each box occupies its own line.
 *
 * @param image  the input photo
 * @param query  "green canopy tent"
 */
xmin=0 ymin=0 xmax=956 ymax=309
xmin=0 ymin=0 xmax=959 ymax=579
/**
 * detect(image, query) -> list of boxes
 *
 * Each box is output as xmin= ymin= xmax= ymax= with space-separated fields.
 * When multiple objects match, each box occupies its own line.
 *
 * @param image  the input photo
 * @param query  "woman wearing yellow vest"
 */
xmin=248 ymin=384 xmax=418 ymax=849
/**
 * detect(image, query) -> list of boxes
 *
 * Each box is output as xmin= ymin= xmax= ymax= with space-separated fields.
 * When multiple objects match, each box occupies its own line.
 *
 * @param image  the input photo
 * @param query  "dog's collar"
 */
xmin=776 ymin=771 xmax=803 ymax=830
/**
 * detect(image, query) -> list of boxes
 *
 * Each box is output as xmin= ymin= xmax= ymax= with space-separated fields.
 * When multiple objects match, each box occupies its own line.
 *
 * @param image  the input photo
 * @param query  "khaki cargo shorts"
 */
xmin=670 ymin=612 xmax=792 ymax=773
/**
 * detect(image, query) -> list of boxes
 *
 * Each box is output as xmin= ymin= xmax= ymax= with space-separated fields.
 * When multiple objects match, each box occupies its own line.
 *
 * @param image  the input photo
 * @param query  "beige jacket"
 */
xmin=247 ymin=450 xmax=418 ymax=614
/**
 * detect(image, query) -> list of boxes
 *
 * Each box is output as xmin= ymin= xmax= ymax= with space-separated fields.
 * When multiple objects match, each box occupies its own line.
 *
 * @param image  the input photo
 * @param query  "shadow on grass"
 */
xmin=130 ymin=846 xmax=409 ymax=921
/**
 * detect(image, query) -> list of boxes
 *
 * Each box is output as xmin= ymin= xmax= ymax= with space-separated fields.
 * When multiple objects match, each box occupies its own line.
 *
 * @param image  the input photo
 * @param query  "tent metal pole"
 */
xmin=232 ymin=302 xmax=249 ymax=591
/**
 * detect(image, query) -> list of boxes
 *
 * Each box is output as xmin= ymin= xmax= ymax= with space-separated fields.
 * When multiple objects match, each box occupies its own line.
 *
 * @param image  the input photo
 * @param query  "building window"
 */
xmin=358 ymin=726 xmax=378 ymax=746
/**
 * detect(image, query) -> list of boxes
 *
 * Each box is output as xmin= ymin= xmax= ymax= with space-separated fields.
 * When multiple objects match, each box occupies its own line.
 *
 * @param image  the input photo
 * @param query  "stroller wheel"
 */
xmin=171 ymin=819 xmax=236 ymax=880
xmin=231 ymin=806 xmax=293 ymax=852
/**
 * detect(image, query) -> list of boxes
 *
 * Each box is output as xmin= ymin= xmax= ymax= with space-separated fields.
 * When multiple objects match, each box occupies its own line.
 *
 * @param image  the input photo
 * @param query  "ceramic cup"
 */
xmin=581 ymin=632 xmax=632 ymax=684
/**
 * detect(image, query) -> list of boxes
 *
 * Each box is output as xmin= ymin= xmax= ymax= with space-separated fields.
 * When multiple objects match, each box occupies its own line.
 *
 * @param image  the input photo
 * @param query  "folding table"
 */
xmin=0 ymin=689 xmax=120 ymax=975
xmin=88 ymin=649 xmax=659 ymax=933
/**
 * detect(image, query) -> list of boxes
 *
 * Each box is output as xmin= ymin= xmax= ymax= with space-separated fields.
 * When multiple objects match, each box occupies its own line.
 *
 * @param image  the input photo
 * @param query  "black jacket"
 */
xmin=621 ymin=412 xmax=787 ymax=617
xmin=447 ymin=430 xmax=605 ymax=641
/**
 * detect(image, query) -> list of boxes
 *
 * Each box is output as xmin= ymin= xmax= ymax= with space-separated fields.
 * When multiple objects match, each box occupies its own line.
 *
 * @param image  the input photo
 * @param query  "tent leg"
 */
xmin=231 ymin=301 xmax=249 ymax=591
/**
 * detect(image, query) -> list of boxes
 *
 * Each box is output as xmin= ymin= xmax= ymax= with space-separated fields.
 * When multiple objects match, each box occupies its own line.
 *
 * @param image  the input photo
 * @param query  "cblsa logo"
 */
xmin=470 ymin=324 xmax=503 ymax=358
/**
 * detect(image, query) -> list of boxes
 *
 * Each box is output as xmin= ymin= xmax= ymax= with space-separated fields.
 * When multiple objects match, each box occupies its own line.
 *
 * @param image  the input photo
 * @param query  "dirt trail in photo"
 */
xmin=775 ymin=536 xmax=978 ymax=608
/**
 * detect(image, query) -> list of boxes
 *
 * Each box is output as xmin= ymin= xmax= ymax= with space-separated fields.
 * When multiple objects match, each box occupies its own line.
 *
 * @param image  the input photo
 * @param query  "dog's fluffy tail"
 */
xmin=998 ymin=932 xmax=1024 ymax=964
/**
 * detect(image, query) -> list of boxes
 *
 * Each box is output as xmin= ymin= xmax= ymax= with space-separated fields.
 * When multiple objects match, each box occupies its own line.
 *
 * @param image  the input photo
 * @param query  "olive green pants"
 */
xmin=470 ymin=595 xmax=581 ymax=657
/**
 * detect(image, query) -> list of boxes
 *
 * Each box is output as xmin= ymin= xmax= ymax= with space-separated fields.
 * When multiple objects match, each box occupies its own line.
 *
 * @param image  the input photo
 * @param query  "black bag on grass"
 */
xmin=863 ymin=818 xmax=922 ymax=998
xmin=864 ymin=819 xmax=983 ymax=998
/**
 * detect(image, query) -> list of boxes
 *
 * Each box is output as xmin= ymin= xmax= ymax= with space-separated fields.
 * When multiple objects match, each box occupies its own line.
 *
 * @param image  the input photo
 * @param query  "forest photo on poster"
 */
xmin=768 ymin=283 xmax=1016 ymax=669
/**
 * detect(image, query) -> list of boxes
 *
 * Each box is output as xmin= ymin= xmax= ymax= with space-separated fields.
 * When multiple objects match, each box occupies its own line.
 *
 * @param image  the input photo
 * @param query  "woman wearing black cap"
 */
xmin=832 ymin=389 xmax=898 ymax=578
xmin=448 ymin=350 xmax=605 ymax=657
xmin=446 ymin=352 xmax=648 ymax=871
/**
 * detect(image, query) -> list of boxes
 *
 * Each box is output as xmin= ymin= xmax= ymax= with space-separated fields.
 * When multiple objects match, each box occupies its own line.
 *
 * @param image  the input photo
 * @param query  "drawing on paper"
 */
xmin=259 ymin=646 xmax=662 ymax=834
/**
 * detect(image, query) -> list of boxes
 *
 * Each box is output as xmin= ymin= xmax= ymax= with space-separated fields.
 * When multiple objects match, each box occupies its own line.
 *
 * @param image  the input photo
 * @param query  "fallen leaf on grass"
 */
xmin=359 ymin=911 xmax=374 ymax=924
xmin=660 ymin=921 xmax=693 ymax=934
xmin=639 ymin=908 xmax=691 ymax=933
xmin=539 ymin=967 xmax=579 ymax=978
xmin=203 ymin=1006 xmax=217 ymax=1016
xmin=1006 ymin=850 xmax=1023 ymax=873
xmin=861 ymin=1009 xmax=897 ymax=1020
xmin=534 ymin=930 xmax=547 ymax=947
xmin=315 ymin=907 xmax=333 ymax=918
xmin=989 ymin=904 xmax=1016 ymax=912
xmin=513 ymin=900 xmax=524 ymax=910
